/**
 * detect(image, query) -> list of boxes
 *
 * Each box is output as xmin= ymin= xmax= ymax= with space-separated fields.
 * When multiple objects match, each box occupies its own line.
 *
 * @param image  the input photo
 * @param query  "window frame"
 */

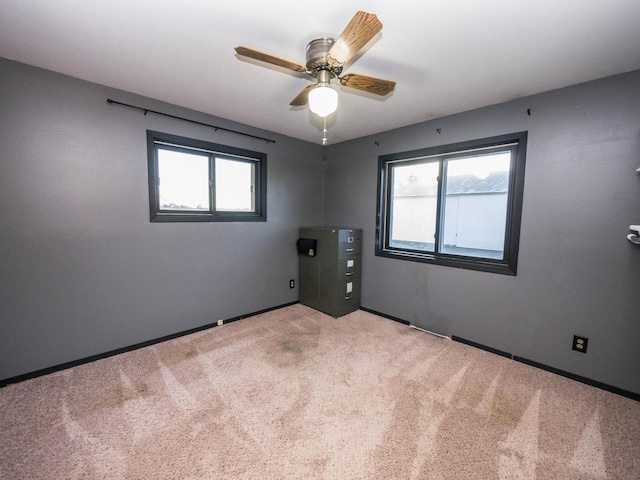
xmin=147 ymin=130 xmax=267 ymax=222
xmin=376 ymin=131 xmax=527 ymax=275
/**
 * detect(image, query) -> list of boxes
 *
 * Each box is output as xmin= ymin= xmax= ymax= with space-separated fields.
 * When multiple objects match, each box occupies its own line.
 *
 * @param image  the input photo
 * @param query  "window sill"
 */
xmin=375 ymin=248 xmax=517 ymax=275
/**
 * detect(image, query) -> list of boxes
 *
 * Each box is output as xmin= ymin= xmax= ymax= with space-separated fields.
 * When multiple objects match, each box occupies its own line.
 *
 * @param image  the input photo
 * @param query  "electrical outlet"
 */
xmin=217 ymin=319 xmax=223 ymax=326
xmin=289 ymin=279 xmax=295 ymax=289
xmin=572 ymin=335 xmax=588 ymax=353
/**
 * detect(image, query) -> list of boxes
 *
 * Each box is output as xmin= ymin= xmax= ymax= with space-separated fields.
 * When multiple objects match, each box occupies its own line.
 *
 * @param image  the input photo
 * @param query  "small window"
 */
xmin=147 ymin=131 xmax=266 ymax=222
xmin=376 ymin=132 xmax=527 ymax=275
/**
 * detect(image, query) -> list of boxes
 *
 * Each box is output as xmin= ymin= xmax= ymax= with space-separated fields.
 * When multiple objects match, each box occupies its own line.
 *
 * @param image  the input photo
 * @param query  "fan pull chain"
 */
xmin=322 ymin=117 xmax=328 ymax=145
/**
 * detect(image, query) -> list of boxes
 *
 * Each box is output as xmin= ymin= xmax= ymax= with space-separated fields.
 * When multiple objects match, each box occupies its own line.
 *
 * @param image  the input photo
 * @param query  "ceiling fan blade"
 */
xmin=235 ymin=46 xmax=307 ymax=73
xmin=327 ymin=11 xmax=383 ymax=68
xmin=339 ymin=73 xmax=396 ymax=96
xmin=290 ymin=84 xmax=315 ymax=106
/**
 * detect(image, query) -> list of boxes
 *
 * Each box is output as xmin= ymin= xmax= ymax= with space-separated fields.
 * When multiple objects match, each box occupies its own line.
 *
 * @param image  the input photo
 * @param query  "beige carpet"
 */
xmin=1 ymin=304 xmax=638 ymax=479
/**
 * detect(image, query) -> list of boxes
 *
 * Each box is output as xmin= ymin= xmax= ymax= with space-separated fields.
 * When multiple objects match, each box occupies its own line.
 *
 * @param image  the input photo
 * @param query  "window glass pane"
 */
xmin=158 ymin=148 xmax=210 ymax=211
xmin=215 ymin=158 xmax=255 ymax=212
xmin=440 ymin=152 xmax=511 ymax=258
xmin=389 ymin=161 xmax=439 ymax=252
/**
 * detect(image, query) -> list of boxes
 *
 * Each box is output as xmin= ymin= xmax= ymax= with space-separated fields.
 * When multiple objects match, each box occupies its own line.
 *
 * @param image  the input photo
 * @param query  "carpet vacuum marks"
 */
xmin=1 ymin=304 xmax=638 ymax=479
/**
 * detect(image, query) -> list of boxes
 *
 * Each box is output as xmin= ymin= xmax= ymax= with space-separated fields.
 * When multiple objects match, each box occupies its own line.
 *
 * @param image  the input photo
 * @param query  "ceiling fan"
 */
xmin=234 ymin=11 xmax=396 ymax=120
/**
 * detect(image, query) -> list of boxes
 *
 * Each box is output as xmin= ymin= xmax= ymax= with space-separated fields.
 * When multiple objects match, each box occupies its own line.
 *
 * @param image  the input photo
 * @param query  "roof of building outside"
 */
xmin=394 ymin=171 xmax=509 ymax=196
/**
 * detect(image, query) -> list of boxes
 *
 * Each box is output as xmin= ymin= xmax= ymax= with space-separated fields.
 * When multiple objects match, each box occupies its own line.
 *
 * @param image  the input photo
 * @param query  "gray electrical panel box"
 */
xmin=298 ymin=227 xmax=362 ymax=317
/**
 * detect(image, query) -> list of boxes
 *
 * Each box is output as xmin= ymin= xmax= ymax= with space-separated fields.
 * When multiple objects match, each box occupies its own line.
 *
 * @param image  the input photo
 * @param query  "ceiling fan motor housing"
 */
xmin=306 ymin=37 xmax=341 ymax=76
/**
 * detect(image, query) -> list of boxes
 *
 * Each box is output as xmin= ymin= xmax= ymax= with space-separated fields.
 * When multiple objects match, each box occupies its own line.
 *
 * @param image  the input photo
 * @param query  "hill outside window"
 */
xmin=376 ymin=132 xmax=527 ymax=275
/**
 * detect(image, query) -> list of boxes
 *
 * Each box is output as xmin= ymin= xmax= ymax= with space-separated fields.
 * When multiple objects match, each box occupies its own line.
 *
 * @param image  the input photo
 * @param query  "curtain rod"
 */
xmin=106 ymin=99 xmax=276 ymax=144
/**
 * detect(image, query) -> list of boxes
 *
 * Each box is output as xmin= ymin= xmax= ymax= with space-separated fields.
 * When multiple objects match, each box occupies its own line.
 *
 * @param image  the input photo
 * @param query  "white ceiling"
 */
xmin=1 ymin=1 xmax=640 ymax=145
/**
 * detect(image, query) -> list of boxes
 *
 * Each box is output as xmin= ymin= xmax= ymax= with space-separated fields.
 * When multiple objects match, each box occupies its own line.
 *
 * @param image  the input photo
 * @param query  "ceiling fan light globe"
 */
xmin=308 ymin=85 xmax=338 ymax=117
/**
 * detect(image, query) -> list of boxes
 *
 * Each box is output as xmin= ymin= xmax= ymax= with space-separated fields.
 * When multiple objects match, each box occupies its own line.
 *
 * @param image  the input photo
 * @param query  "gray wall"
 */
xmin=324 ymin=70 xmax=640 ymax=394
xmin=0 ymin=58 xmax=324 ymax=380
xmin=2 ymin=56 xmax=639 ymax=395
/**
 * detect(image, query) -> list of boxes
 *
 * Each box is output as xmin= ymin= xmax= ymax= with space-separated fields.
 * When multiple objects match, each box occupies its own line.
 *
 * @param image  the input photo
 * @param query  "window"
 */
xmin=147 ymin=131 xmax=266 ymax=222
xmin=376 ymin=132 xmax=527 ymax=275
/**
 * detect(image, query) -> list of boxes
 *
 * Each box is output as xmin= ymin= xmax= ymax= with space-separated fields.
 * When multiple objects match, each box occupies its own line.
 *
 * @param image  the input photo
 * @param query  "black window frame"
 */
xmin=376 ymin=131 xmax=527 ymax=275
xmin=147 ymin=130 xmax=267 ymax=222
